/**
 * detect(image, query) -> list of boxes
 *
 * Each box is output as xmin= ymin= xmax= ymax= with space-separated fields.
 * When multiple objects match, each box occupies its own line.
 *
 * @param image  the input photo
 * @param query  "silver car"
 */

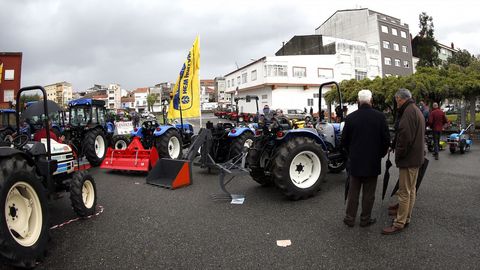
xmin=285 ymin=109 xmax=311 ymax=120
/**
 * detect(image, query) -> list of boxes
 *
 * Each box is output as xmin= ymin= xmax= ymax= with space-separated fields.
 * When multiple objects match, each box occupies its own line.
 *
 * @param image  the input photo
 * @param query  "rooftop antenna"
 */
xmin=235 ymin=62 xmax=239 ymax=69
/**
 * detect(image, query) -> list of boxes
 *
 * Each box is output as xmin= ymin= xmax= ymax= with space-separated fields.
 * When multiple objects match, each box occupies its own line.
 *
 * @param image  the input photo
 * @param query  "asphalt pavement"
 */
xmin=2 ymin=138 xmax=479 ymax=269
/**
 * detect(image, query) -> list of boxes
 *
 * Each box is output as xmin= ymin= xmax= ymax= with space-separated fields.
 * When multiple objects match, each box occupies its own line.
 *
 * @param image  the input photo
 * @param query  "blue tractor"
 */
xmin=0 ymin=109 xmax=16 ymax=142
xmin=248 ymin=109 xmax=328 ymax=200
xmin=64 ymin=98 xmax=115 ymax=166
xmin=447 ymin=123 xmax=474 ymax=154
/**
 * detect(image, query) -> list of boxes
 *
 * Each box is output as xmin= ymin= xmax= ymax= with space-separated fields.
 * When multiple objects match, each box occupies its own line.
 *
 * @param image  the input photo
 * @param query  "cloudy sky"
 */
xmin=1 ymin=0 xmax=479 ymax=91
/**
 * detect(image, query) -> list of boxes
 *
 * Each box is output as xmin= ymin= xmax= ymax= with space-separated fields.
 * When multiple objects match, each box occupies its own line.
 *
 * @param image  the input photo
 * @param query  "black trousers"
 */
xmin=433 ymin=131 xmax=441 ymax=155
xmin=345 ymin=176 xmax=378 ymax=222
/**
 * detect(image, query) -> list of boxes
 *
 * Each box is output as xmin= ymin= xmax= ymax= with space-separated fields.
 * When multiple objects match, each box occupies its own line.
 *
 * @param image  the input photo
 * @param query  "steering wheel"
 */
xmin=12 ymin=134 xmax=29 ymax=149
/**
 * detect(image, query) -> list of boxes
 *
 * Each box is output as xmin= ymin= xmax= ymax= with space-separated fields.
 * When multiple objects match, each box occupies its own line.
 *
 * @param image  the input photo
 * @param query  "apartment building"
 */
xmin=107 ymin=83 xmax=122 ymax=110
xmin=315 ymin=8 xmax=413 ymax=77
xmin=44 ymin=81 xmax=73 ymax=107
xmin=0 ymin=52 xmax=22 ymax=108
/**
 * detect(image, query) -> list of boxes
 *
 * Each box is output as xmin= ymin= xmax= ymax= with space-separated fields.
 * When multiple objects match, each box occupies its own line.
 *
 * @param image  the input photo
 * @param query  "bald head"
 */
xmin=433 ymin=103 xmax=439 ymax=109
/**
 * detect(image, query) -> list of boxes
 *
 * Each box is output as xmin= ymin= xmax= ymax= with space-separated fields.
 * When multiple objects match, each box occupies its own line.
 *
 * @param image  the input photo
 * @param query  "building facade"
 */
xmin=214 ymin=77 xmax=229 ymax=104
xmin=107 ymin=83 xmax=122 ymax=110
xmin=44 ymin=81 xmax=73 ymax=107
xmin=0 ymin=52 xmax=22 ymax=108
xmin=133 ymin=88 xmax=149 ymax=113
xmin=315 ymin=8 xmax=413 ymax=77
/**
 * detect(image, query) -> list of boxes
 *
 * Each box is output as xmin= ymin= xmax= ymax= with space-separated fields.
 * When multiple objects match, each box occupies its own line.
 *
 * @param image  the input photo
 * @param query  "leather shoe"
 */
xmin=382 ymin=225 xmax=403 ymax=235
xmin=360 ymin=218 xmax=376 ymax=227
xmin=388 ymin=203 xmax=399 ymax=210
xmin=343 ymin=218 xmax=354 ymax=227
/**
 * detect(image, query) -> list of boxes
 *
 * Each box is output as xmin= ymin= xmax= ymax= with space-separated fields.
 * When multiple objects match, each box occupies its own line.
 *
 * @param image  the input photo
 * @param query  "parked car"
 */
xmin=285 ymin=109 xmax=311 ymax=120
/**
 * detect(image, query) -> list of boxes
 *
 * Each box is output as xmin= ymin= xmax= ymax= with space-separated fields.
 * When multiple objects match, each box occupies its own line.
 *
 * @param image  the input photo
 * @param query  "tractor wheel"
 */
xmin=83 ymin=128 xmax=107 ymax=167
xmin=459 ymin=141 xmax=466 ymax=154
xmin=271 ymin=137 xmax=327 ymax=200
xmin=248 ymin=140 xmax=274 ymax=187
xmin=449 ymin=146 xmax=456 ymax=154
xmin=70 ymin=171 xmax=97 ymax=217
xmin=0 ymin=129 xmax=14 ymax=142
xmin=113 ymin=136 xmax=130 ymax=150
xmin=328 ymin=158 xmax=346 ymax=173
xmin=0 ymin=157 xmax=49 ymax=268
xmin=156 ymin=129 xmax=183 ymax=159
xmin=229 ymin=132 xmax=254 ymax=160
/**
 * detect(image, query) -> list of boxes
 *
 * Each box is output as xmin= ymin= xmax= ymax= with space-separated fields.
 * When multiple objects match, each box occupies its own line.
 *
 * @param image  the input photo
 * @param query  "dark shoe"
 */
xmin=382 ymin=225 xmax=404 ymax=235
xmin=360 ymin=218 xmax=376 ymax=227
xmin=388 ymin=203 xmax=399 ymax=211
xmin=388 ymin=209 xmax=397 ymax=216
xmin=343 ymin=218 xmax=354 ymax=227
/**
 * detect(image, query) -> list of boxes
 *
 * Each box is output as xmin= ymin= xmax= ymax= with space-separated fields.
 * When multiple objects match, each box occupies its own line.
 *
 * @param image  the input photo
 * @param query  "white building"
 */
xmin=44 ymin=81 xmax=73 ymax=107
xmin=107 ymin=83 xmax=122 ymax=110
xmin=149 ymin=86 xmax=162 ymax=112
xmin=133 ymin=88 xmax=149 ymax=113
xmin=224 ymin=37 xmax=380 ymax=114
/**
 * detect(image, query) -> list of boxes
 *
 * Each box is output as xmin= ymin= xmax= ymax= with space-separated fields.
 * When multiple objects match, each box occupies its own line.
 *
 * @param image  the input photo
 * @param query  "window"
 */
xmin=355 ymin=70 xmax=367 ymax=80
xmin=227 ymin=80 xmax=230 ymax=87
xmin=264 ymin=65 xmax=288 ymax=77
xmin=394 ymin=59 xmax=401 ymax=67
xmin=237 ymin=76 xmax=240 ymax=85
xmin=318 ymin=68 xmax=334 ymax=78
xmin=384 ymin=57 xmax=392 ymax=65
xmin=313 ymin=93 xmax=320 ymax=98
xmin=383 ymin=41 xmax=390 ymax=49
xmin=404 ymin=61 xmax=410 ymax=68
xmin=242 ymin=73 xmax=247 ymax=83
xmin=393 ymin=43 xmax=399 ymax=51
xmin=231 ymin=79 xmax=234 ymax=86
xmin=402 ymin=46 xmax=408 ymax=53
xmin=400 ymin=31 xmax=407 ymax=38
xmin=251 ymin=70 xmax=257 ymax=81
xmin=292 ymin=67 xmax=306 ymax=77
xmin=391 ymin=28 xmax=398 ymax=36
xmin=261 ymin=94 xmax=268 ymax=100
xmin=381 ymin=25 xmax=388 ymax=33
xmin=4 ymin=70 xmax=14 ymax=80
xmin=307 ymin=99 xmax=314 ymax=106
xmin=3 ymin=90 xmax=14 ymax=102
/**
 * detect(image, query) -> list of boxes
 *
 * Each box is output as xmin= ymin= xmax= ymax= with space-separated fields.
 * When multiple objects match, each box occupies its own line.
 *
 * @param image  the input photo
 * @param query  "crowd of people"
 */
xmin=341 ymin=88 xmax=449 ymax=234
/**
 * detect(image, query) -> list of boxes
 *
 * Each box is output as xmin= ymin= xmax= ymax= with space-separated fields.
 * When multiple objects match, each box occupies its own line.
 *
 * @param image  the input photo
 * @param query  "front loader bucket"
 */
xmin=100 ymin=137 xmax=159 ymax=172
xmin=146 ymin=158 xmax=192 ymax=189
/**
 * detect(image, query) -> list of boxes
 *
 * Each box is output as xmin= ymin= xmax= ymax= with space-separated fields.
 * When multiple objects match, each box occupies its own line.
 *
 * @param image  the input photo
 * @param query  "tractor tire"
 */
xmin=113 ymin=135 xmax=130 ymax=150
xmin=70 ymin=171 xmax=97 ymax=217
xmin=328 ymin=158 xmax=346 ymax=173
xmin=271 ymin=137 xmax=327 ymax=200
xmin=248 ymin=140 xmax=274 ymax=187
xmin=229 ymin=132 xmax=254 ymax=160
xmin=0 ymin=157 xmax=49 ymax=268
xmin=156 ymin=129 xmax=183 ymax=159
xmin=83 ymin=128 xmax=107 ymax=167
xmin=0 ymin=129 xmax=14 ymax=142
xmin=459 ymin=141 xmax=466 ymax=154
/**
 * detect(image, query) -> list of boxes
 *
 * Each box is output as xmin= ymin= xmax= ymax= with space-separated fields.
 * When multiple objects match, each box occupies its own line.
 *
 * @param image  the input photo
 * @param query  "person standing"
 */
xmin=383 ymin=89 xmax=425 ymax=235
xmin=309 ymin=106 xmax=314 ymax=116
xmin=419 ymin=101 xmax=430 ymax=124
xmin=428 ymin=102 xmax=448 ymax=160
xmin=342 ymin=90 xmax=390 ymax=227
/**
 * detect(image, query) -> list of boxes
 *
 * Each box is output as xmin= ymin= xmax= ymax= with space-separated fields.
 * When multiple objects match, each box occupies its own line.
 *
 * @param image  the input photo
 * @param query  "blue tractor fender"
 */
xmin=131 ymin=127 xmax=144 ymax=138
xmin=106 ymin=122 xmax=115 ymax=134
xmin=449 ymin=133 xmax=459 ymax=140
xmin=174 ymin=123 xmax=194 ymax=134
xmin=228 ymin=127 xmax=254 ymax=137
xmin=153 ymin=125 xmax=177 ymax=137
xmin=279 ymin=128 xmax=328 ymax=151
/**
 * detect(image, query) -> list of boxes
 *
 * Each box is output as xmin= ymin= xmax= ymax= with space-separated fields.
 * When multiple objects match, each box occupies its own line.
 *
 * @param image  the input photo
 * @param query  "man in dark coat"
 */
xmin=428 ymin=102 xmax=448 ymax=160
xmin=383 ymin=88 xmax=425 ymax=235
xmin=342 ymin=89 xmax=390 ymax=227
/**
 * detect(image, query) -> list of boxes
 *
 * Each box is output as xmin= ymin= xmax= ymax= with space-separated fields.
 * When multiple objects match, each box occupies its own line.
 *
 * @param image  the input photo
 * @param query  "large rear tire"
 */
xmin=156 ymin=129 xmax=183 ymax=159
xmin=70 ymin=171 xmax=97 ymax=217
xmin=248 ymin=139 xmax=274 ymax=187
xmin=271 ymin=137 xmax=327 ymax=200
xmin=459 ymin=141 xmax=466 ymax=154
xmin=83 ymin=128 xmax=107 ymax=167
xmin=229 ymin=132 xmax=254 ymax=160
xmin=0 ymin=157 xmax=49 ymax=268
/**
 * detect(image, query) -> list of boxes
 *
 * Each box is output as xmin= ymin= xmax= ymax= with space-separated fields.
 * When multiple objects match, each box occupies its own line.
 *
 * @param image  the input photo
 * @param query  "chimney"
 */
xmin=451 ymin=42 xmax=455 ymax=49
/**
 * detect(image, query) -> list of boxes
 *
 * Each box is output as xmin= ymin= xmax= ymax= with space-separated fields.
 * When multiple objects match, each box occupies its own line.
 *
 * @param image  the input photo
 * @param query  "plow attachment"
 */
xmin=101 ymin=136 xmax=159 ymax=172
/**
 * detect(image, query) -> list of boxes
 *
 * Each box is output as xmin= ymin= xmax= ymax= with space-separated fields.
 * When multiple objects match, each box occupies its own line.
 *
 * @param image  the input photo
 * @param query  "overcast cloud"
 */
xmin=1 ymin=0 xmax=479 ymax=91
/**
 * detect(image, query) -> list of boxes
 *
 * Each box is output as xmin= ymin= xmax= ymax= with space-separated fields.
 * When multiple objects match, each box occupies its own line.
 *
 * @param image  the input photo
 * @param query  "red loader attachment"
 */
xmin=100 ymin=136 xmax=159 ymax=172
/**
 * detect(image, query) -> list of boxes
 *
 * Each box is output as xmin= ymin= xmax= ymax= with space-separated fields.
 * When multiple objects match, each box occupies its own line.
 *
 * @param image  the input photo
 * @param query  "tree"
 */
xmin=447 ymin=49 xmax=473 ymax=68
xmin=147 ymin=93 xmax=158 ymax=112
xmin=413 ymin=12 xmax=441 ymax=67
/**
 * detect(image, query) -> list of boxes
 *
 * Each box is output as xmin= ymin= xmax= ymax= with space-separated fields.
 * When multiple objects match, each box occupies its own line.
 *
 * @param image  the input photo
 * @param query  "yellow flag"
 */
xmin=0 ymin=63 xmax=3 ymax=84
xmin=168 ymin=36 xmax=200 ymax=119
